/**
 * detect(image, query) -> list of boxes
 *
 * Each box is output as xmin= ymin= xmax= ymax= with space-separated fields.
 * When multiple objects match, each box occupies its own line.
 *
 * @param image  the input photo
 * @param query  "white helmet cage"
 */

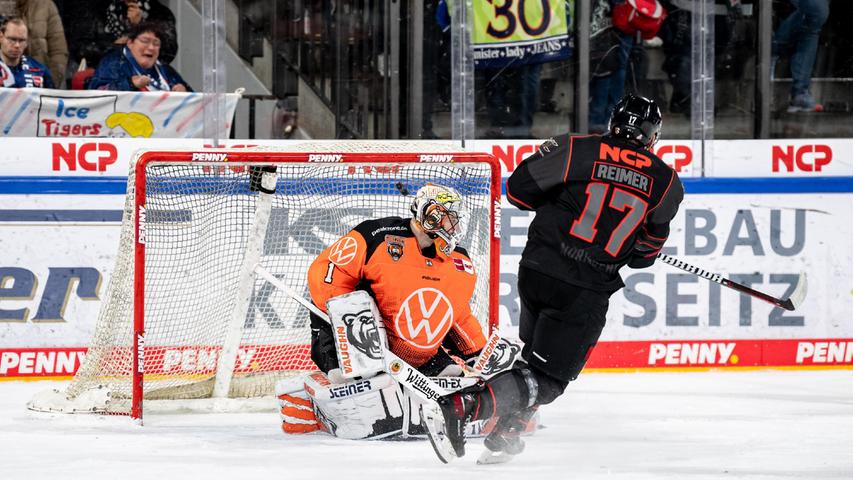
xmin=410 ymin=183 xmax=465 ymax=256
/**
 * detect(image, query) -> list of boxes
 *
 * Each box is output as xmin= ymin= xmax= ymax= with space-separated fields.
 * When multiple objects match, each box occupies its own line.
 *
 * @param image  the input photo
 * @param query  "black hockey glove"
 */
xmin=309 ymin=311 xmax=340 ymax=373
xmin=419 ymin=348 xmax=457 ymax=377
xmin=628 ymin=252 xmax=657 ymax=269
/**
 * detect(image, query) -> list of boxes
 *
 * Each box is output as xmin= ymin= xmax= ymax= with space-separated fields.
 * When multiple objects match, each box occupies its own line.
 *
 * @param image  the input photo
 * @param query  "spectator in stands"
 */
xmin=56 ymin=0 xmax=178 ymax=83
xmin=54 ymin=0 xmax=112 ymax=87
xmin=0 ymin=1 xmax=16 ymax=21
xmin=589 ymin=0 xmax=634 ymax=133
xmin=104 ymin=0 xmax=177 ymax=64
xmin=658 ymin=1 xmax=692 ymax=115
xmin=1 ymin=0 xmax=67 ymax=88
xmin=0 ymin=16 xmax=54 ymax=88
xmin=482 ymin=64 xmax=543 ymax=139
xmin=88 ymin=21 xmax=190 ymax=92
xmin=773 ymin=0 xmax=830 ymax=112
xmin=436 ymin=0 xmax=549 ymax=139
xmin=659 ymin=0 xmax=754 ymax=116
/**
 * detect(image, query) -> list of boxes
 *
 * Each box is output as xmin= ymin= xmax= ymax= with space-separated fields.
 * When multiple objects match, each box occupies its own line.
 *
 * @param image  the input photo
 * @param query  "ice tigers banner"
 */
xmin=468 ymin=0 xmax=572 ymax=68
xmin=0 ymin=88 xmax=241 ymax=138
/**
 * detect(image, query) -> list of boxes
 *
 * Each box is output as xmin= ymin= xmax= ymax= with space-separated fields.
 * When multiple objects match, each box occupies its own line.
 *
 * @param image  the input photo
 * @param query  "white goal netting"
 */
xmin=28 ymin=142 xmax=500 ymax=417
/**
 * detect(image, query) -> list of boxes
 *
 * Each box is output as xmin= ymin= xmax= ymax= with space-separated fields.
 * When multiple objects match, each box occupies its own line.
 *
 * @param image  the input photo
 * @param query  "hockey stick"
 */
xmin=656 ymin=253 xmax=808 ymax=311
xmin=252 ymin=266 xmax=450 ymax=403
xmin=255 ymin=265 xmax=462 ymax=463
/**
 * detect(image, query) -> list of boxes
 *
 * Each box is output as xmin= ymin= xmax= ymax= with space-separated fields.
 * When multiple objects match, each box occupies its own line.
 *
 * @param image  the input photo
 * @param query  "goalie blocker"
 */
xmin=326 ymin=291 xmax=388 ymax=380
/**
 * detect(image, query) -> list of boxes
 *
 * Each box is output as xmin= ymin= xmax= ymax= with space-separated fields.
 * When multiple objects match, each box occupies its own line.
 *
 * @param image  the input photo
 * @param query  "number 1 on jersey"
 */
xmin=569 ymin=182 xmax=648 ymax=257
xmin=323 ymin=261 xmax=335 ymax=283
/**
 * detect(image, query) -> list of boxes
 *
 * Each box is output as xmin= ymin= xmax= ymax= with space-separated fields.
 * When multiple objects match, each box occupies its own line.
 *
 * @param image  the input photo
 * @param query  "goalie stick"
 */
xmin=254 ymin=265 xmax=460 ymax=462
xmin=253 ymin=266 xmax=449 ymax=399
xmin=656 ymin=253 xmax=808 ymax=311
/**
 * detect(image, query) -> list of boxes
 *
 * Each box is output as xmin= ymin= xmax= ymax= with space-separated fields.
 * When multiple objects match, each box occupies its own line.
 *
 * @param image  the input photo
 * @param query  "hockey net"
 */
xmin=28 ymin=142 xmax=501 ymax=420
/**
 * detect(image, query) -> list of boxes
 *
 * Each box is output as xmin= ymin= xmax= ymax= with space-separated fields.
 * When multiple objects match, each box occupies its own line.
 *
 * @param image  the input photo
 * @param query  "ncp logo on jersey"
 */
xmin=328 ymin=236 xmax=359 ymax=266
xmin=394 ymin=288 xmax=454 ymax=349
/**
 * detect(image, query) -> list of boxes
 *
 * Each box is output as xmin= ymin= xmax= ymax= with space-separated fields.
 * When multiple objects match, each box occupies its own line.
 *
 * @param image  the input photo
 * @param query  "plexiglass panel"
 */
xmin=22 ymin=0 xmax=852 ymax=141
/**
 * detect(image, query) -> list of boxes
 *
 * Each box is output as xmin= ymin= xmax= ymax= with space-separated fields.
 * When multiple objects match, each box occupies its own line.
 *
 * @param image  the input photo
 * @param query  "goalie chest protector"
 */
xmin=307 ymin=216 xmax=485 ymax=368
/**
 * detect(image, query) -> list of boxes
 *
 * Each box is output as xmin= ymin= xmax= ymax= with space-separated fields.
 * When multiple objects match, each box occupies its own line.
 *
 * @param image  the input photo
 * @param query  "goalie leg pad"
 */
xmin=278 ymin=391 xmax=322 ymax=435
xmin=307 ymin=373 xmax=405 ymax=440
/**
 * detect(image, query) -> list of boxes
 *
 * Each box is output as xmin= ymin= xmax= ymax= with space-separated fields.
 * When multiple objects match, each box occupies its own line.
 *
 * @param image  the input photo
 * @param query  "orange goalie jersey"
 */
xmin=307 ymin=216 xmax=486 ymax=368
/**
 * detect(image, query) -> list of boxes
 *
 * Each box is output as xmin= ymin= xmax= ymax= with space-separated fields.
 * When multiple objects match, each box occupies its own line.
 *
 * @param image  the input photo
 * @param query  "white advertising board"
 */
xmin=2 ymin=137 xmax=853 ymax=178
xmin=1 ymin=138 xmax=851 ymax=375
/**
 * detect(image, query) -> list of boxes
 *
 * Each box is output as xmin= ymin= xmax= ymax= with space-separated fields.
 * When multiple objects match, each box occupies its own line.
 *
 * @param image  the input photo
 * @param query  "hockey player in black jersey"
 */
xmin=428 ymin=94 xmax=684 ymax=464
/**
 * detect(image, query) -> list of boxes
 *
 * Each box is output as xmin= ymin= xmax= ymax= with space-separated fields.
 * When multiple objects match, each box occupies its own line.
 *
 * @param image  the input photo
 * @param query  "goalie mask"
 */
xmin=410 ymin=184 xmax=464 ymax=256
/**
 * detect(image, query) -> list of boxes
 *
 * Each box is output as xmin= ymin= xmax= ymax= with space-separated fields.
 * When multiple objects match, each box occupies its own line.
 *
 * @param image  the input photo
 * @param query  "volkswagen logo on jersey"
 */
xmin=328 ymin=236 xmax=358 ymax=266
xmin=342 ymin=310 xmax=383 ymax=360
xmin=394 ymin=288 xmax=454 ymax=349
xmin=481 ymin=339 xmax=521 ymax=376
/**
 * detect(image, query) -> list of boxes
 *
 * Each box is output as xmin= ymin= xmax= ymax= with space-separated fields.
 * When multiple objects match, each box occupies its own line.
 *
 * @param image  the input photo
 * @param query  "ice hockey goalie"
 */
xmin=276 ymin=184 xmax=509 ymax=439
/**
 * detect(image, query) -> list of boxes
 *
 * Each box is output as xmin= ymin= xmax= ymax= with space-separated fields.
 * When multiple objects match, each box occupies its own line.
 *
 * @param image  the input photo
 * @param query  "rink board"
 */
xmin=1 ymin=140 xmax=852 ymax=377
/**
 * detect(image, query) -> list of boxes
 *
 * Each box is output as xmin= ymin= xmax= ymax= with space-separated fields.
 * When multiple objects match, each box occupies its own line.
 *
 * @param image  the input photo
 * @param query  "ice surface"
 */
xmin=3 ymin=370 xmax=852 ymax=479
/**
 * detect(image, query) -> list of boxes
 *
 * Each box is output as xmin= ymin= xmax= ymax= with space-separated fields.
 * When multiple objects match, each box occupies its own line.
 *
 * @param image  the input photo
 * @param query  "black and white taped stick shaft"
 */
xmin=253 ymin=265 xmax=449 ymax=404
xmin=656 ymin=253 xmax=808 ymax=311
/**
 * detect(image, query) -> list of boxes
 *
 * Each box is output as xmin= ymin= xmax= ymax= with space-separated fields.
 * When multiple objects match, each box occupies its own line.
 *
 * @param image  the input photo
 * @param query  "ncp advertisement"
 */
xmin=1 ymin=138 xmax=851 ymax=378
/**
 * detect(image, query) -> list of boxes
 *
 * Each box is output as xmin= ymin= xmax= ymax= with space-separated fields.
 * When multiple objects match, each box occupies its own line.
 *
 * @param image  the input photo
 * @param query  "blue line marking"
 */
xmin=0 ymin=209 xmax=123 ymax=222
xmin=145 ymin=177 xmax=490 ymax=196
xmin=681 ymin=177 xmax=853 ymax=194
xmin=0 ymin=177 xmax=128 ymax=194
xmin=1 ymin=176 xmax=852 ymax=195
xmin=499 ymin=177 xmax=853 ymax=195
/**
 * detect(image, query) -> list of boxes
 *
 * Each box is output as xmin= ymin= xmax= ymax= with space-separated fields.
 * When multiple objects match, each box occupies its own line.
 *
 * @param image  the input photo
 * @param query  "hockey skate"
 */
xmin=420 ymin=402 xmax=455 ymax=463
xmin=422 ymin=390 xmax=480 ymax=463
xmin=477 ymin=406 xmax=538 ymax=465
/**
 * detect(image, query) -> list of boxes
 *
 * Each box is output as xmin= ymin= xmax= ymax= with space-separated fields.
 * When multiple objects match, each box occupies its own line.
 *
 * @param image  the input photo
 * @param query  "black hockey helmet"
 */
xmin=608 ymin=94 xmax=663 ymax=149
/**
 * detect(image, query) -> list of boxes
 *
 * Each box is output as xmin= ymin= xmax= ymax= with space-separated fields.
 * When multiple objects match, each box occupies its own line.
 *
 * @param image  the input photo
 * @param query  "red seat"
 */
xmin=71 ymin=68 xmax=95 ymax=90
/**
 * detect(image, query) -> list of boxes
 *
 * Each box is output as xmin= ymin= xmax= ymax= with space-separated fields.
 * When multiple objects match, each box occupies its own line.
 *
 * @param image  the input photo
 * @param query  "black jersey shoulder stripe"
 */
xmin=351 ymin=216 xmax=413 ymax=262
xmin=647 ymin=168 xmax=677 ymax=214
xmin=563 ymin=135 xmax=595 ymax=183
